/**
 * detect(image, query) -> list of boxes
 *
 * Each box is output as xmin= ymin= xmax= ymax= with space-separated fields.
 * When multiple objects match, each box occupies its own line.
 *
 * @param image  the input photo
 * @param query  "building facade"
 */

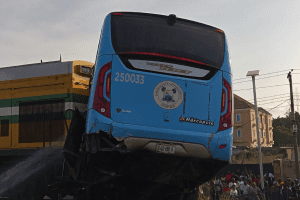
xmin=233 ymin=94 xmax=274 ymax=148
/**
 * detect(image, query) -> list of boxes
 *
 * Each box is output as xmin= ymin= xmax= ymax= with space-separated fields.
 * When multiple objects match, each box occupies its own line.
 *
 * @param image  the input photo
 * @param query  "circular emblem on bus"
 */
xmin=153 ymin=81 xmax=183 ymax=110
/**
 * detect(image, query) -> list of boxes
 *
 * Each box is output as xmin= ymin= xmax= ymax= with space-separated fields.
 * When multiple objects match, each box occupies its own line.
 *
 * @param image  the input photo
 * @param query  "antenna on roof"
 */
xmin=60 ymin=54 xmax=62 ymax=62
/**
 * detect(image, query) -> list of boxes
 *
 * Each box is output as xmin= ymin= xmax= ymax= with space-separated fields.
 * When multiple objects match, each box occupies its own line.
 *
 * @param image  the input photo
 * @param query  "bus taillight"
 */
xmin=221 ymin=88 xmax=226 ymax=113
xmin=93 ymin=61 xmax=111 ymax=118
xmin=218 ymin=78 xmax=232 ymax=131
xmin=106 ymin=72 xmax=111 ymax=99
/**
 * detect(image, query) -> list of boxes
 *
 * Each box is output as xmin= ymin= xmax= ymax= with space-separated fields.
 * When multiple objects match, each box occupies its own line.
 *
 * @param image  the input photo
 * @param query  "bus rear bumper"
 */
xmin=111 ymin=122 xmax=232 ymax=161
xmin=86 ymin=109 xmax=232 ymax=161
xmin=124 ymin=137 xmax=211 ymax=159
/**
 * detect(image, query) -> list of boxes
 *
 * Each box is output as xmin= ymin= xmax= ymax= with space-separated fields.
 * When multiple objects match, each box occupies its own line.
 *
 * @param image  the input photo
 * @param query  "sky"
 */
xmin=1 ymin=0 xmax=300 ymax=118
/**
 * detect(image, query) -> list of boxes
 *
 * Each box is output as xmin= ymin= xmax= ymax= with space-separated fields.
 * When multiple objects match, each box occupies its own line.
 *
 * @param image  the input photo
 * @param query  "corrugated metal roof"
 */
xmin=0 ymin=60 xmax=72 ymax=81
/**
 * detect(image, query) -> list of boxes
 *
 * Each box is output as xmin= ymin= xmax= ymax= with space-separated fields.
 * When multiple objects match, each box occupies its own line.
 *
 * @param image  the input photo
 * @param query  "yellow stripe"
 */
xmin=0 ymin=60 xmax=94 ymax=100
xmin=0 ymin=74 xmax=72 ymax=100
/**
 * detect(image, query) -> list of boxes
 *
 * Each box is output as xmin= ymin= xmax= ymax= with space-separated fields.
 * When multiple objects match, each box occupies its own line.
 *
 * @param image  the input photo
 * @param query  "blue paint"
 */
xmin=86 ymin=12 xmax=233 ymax=163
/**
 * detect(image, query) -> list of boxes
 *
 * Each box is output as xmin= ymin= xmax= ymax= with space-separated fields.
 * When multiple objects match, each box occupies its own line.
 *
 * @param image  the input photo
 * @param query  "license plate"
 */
xmin=156 ymin=143 xmax=175 ymax=154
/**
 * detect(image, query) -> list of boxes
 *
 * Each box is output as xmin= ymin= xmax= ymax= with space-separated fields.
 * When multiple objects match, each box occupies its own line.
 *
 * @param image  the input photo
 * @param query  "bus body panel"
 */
xmin=110 ymin=55 xmax=223 ymax=134
xmin=86 ymin=55 xmax=113 ymax=134
xmin=111 ymin=55 xmax=185 ymax=128
xmin=86 ymin=12 xmax=233 ymax=162
xmin=97 ymin=14 xmax=115 ymax=57
xmin=220 ymin=37 xmax=231 ymax=74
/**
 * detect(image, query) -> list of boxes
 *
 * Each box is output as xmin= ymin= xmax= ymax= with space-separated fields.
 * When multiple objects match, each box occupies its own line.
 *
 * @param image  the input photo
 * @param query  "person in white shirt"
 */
xmin=253 ymin=183 xmax=260 ymax=194
xmin=229 ymin=178 xmax=237 ymax=188
xmin=243 ymin=181 xmax=251 ymax=195
xmin=214 ymin=177 xmax=222 ymax=199
xmin=238 ymin=178 xmax=245 ymax=195
xmin=230 ymin=185 xmax=238 ymax=196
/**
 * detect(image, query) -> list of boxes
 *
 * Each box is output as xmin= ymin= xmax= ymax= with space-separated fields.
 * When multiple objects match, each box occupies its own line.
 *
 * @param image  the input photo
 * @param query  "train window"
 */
xmin=1 ymin=120 xmax=9 ymax=137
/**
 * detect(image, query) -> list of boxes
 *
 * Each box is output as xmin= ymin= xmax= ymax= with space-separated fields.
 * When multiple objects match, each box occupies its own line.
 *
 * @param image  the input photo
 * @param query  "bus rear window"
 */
xmin=111 ymin=13 xmax=225 ymax=69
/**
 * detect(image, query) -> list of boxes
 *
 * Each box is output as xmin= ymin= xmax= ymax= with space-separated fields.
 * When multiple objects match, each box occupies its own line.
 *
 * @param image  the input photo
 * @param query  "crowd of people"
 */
xmin=199 ymin=169 xmax=300 ymax=200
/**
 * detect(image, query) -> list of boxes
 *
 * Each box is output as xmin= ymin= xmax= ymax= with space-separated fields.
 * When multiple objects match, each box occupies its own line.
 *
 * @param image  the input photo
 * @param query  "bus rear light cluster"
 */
xmin=93 ymin=61 xmax=112 ymax=118
xmin=218 ymin=78 xmax=232 ymax=131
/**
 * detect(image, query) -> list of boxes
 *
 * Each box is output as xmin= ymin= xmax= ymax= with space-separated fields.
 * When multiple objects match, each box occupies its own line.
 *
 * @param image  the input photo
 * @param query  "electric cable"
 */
xmin=234 ymin=73 xmax=288 ymax=84
xmin=253 ymin=95 xmax=291 ymax=103
xmin=257 ymin=99 xmax=290 ymax=105
xmin=247 ymin=93 xmax=290 ymax=101
xmin=235 ymin=83 xmax=300 ymax=92
xmin=233 ymin=70 xmax=290 ymax=81
xmin=233 ymin=100 xmax=288 ymax=128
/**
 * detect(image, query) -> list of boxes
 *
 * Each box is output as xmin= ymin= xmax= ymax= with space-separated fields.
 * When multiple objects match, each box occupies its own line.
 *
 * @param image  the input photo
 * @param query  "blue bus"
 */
xmin=84 ymin=12 xmax=233 ymax=199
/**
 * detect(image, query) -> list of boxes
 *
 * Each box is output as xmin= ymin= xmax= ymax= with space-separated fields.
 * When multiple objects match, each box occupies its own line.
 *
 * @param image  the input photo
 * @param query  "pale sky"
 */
xmin=1 ymin=0 xmax=300 ymax=118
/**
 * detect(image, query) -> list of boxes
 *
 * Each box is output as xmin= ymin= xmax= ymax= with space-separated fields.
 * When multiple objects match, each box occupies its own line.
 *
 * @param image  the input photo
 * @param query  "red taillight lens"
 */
xmin=221 ymin=88 xmax=226 ymax=113
xmin=219 ymin=144 xmax=227 ymax=149
xmin=93 ymin=61 xmax=112 ymax=118
xmin=106 ymin=72 xmax=111 ymax=99
xmin=219 ymin=78 xmax=232 ymax=131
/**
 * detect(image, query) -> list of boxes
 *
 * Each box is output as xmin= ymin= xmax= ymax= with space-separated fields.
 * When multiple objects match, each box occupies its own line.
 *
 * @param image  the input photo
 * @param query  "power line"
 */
xmin=265 ymin=105 xmax=290 ymax=110
xmin=247 ymin=93 xmax=290 ymax=101
xmin=234 ymin=73 xmax=288 ymax=84
xmin=233 ymin=70 xmax=290 ymax=81
xmin=248 ymin=95 xmax=291 ymax=103
xmin=258 ymin=99 xmax=290 ymax=105
xmin=235 ymin=83 xmax=300 ymax=92
xmin=266 ymin=100 xmax=289 ymax=112
xmin=234 ymin=100 xmax=289 ymax=128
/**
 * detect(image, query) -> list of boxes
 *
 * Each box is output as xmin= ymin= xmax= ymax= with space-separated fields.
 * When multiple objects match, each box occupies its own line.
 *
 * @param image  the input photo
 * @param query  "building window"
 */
xmin=263 ymin=130 xmax=266 ymax=137
xmin=236 ymin=114 xmax=241 ymax=122
xmin=1 ymin=120 xmax=9 ymax=137
xmin=252 ymin=114 xmax=254 ymax=120
xmin=253 ymin=130 xmax=256 ymax=138
xmin=237 ymin=130 xmax=242 ymax=138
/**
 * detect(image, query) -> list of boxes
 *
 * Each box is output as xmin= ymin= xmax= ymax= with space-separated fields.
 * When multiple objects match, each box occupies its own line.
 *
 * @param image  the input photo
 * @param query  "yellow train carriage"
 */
xmin=0 ymin=60 xmax=93 ymax=149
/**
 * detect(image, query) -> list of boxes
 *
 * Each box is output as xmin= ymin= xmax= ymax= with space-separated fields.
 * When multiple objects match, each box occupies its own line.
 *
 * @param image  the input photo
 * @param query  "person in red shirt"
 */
xmin=252 ymin=175 xmax=259 ymax=185
xmin=226 ymin=171 xmax=233 ymax=183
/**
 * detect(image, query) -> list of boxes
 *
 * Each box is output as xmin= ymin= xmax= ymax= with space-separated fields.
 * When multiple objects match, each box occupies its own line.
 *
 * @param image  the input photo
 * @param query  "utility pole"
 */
xmin=288 ymin=70 xmax=299 ymax=179
xmin=247 ymin=70 xmax=265 ymax=200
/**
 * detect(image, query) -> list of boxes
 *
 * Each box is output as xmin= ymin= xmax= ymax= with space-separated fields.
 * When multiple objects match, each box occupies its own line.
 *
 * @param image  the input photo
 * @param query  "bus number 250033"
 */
xmin=115 ymin=72 xmax=144 ymax=84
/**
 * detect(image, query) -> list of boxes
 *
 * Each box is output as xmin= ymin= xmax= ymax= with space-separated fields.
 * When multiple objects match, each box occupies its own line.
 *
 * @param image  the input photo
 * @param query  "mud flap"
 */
xmin=63 ymin=108 xmax=86 ymax=168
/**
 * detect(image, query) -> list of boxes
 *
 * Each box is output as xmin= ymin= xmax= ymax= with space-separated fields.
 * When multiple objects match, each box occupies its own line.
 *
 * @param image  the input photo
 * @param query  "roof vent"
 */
xmin=168 ymin=14 xmax=176 ymax=25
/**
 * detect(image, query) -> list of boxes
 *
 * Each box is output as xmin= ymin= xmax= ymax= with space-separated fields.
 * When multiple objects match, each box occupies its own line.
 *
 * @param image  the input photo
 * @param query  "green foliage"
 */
xmin=273 ymin=111 xmax=300 ymax=146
